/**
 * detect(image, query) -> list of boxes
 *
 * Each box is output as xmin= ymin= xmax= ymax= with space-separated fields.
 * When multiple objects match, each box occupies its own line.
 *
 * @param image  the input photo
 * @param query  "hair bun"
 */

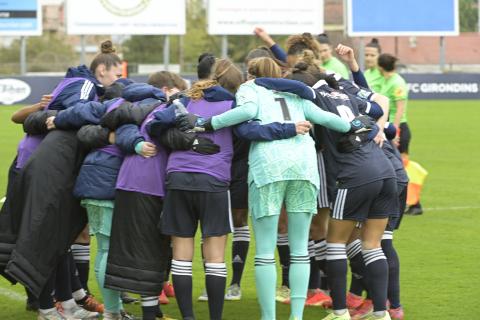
xmin=301 ymin=50 xmax=315 ymax=64
xmin=316 ymin=33 xmax=330 ymax=44
xmin=101 ymin=40 xmax=116 ymax=54
xmin=371 ymin=38 xmax=379 ymax=44
xmin=302 ymin=32 xmax=313 ymax=39
xmin=198 ymin=52 xmax=215 ymax=63
xmin=325 ymin=74 xmax=340 ymax=90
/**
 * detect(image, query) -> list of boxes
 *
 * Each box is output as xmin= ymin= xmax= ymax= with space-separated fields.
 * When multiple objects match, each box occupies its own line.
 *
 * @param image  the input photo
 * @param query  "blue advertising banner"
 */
xmin=348 ymin=0 xmax=459 ymax=36
xmin=0 ymin=0 xmax=41 ymax=36
xmin=0 ymin=74 xmax=478 ymax=106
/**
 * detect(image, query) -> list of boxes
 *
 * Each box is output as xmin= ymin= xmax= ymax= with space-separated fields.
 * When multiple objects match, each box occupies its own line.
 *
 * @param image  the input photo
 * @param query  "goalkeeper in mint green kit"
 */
xmin=178 ymin=57 xmax=368 ymax=320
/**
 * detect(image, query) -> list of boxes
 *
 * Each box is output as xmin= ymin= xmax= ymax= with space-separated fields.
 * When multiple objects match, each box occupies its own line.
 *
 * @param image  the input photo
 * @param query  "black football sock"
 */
xmin=140 ymin=296 xmax=158 ymax=320
xmin=326 ymin=243 xmax=348 ymax=312
xmin=277 ymin=233 xmax=290 ymax=287
xmin=231 ymin=226 xmax=250 ymax=286
xmin=382 ymin=231 xmax=401 ymax=309
xmin=308 ymin=240 xmax=320 ymax=290
xmin=172 ymin=260 xmax=195 ymax=319
xmin=362 ymin=248 xmax=388 ymax=313
xmin=347 ymin=239 xmax=365 ymax=296
xmin=205 ymin=262 xmax=227 ymax=320
xmin=315 ymin=239 xmax=328 ymax=291
xmin=71 ymin=243 xmax=90 ymax=293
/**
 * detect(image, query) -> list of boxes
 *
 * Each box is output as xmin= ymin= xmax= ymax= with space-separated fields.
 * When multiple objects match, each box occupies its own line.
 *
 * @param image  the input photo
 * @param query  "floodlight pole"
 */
xmin=478 ymin=0 xmax=480 ymax=32
xmin=179 ymin=35 xmax=184 ymax=73
xmin=221 ymin=35 xmax=228 ymax=58
xmin=80 ymin=35 xmax=86 ymax=65
xmin=164 ymin=35 xmax=170 ymax=71
xmin=439 ymin=36 xmax=446 ymax=72
xmin=20 ymin=36 xmax=27 ymax=75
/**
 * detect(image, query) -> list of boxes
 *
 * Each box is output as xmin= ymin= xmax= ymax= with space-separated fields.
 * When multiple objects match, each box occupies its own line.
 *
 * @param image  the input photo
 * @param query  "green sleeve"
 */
xmin=303 ymin=100 xmax=351 ymax=133
xmin=211 ymin=84 xmax=259 ymax=130
xmin=391 ymin=81 xmax=408 ymax=101
xmin=211 ymin=101 xmax=257 ymax=130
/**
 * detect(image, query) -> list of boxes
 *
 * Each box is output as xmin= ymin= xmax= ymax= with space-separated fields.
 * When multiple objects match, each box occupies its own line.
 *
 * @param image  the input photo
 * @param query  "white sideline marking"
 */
xmin=0 ymin=286 xmax=25 ymax=301
xmin=424 ymin=206 xmax=480 ymax=211
xmin=0 ymin=197 xmax=5 ymax=204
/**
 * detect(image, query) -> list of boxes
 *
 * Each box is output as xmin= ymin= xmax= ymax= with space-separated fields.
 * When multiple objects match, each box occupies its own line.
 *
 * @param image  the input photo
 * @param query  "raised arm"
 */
xmin=254 ymin=27 xmax=288 ymax=63
xmin=351 ymin=70 xmax=369 ymax=89
xmin=335 ymin=44 xmax=368 ymax=85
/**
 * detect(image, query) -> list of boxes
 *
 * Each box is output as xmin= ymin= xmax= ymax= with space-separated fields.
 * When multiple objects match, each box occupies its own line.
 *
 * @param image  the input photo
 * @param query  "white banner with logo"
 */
xmin=207 ymin=0 xmax=324 ymax=35
xmin=0 ymin=79 xmax=32 ymax=105
xmin=66 ymin=0 xmax=186 ymax=35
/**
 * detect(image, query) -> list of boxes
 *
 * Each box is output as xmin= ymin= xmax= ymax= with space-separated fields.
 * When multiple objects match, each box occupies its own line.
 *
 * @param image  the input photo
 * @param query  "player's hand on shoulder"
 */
xmin=295 ymin=121 xmax=312 ymax=135
xmin=373 ymin=131 xmax=385 ymax=148
xmin=45 ymin=116 xmax=56 ymax=130
xmin=136 ymin=141 xmax=157 ymax=158
xmin=40 ymin=94 xmax=53 ymax=109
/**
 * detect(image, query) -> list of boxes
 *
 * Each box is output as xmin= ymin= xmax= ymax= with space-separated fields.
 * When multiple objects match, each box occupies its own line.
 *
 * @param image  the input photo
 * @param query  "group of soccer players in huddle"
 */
xmin=0 ymin=26 xmax=413 ymax=320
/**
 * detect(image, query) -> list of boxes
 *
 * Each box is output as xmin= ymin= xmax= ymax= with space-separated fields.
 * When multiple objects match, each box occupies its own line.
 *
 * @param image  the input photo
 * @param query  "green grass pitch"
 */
xmin=0 ymin=100 xmax=479 ymax=319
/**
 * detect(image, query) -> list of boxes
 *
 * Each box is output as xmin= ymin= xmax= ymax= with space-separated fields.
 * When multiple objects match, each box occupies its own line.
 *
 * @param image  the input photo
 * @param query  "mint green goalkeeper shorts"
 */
xmin=81 ymin=199 xmax=114 ymax=237
xmin=248 ymin=180 xmax=318 ymax=220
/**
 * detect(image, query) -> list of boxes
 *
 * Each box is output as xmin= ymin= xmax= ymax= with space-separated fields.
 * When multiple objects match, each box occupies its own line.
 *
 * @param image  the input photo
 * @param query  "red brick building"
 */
xmin=324 ymin=0 xmax=480 ymax=68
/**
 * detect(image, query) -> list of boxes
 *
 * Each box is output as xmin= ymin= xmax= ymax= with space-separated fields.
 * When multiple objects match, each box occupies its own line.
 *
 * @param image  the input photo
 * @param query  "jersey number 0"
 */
xmin=336 ymin=105 xmax=356 ymax=121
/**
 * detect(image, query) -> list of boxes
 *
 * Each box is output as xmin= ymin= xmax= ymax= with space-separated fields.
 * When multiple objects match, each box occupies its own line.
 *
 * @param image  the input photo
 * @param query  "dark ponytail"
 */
xmin=197 ymin=53 xmax=216 ymax=80
xmin=319 ymin=73 xmax=340 ymax=90
xmin=286 ymin=62 xmax=318 ymax=87
xmin=90 ymin=40 xmax=122 ymax=73
xmin=378 ymin=53 xmax=398 ymax=72
xmin=316 ymin=33 xmax=330 ymax=45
